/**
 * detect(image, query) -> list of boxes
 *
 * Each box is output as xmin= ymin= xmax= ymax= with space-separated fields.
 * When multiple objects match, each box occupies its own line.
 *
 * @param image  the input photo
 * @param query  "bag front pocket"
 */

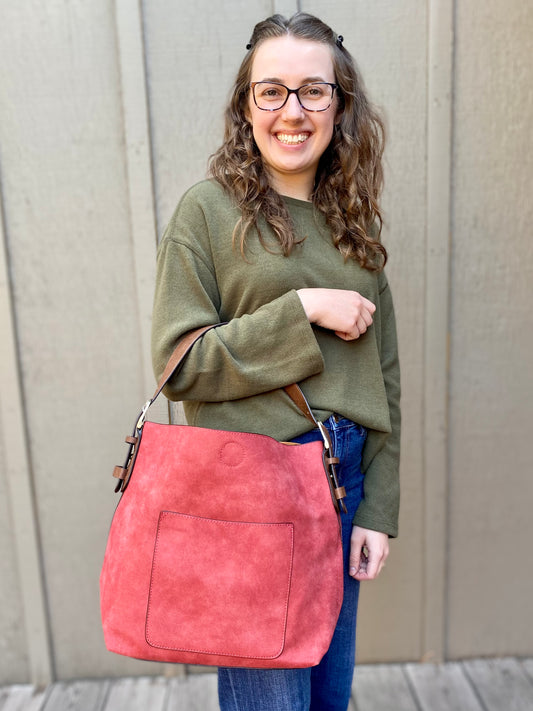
xmin=146 ymin=511 xmax=294 ymax=660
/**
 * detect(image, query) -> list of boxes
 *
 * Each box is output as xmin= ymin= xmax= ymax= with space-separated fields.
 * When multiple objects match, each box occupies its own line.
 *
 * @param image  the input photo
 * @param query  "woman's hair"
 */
xmin=208 ymin=12 xmax=387 ymax=270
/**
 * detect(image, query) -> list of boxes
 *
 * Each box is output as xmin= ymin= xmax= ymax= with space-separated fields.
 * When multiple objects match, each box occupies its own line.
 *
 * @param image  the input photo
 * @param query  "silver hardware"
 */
xmin=136 ymin=400 xmax=152 ymax=430
xmin=317 ymin=422 xmax=331 ymax=451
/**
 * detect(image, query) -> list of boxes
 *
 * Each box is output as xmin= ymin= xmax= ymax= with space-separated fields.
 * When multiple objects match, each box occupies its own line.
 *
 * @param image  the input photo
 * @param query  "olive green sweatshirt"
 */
xmin=151 ymin=179 xmax=400 ymax=536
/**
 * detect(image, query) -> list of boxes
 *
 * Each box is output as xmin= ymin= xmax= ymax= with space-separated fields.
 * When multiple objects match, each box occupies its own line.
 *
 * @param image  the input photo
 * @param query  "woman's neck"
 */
xmin=267 ymin=171 xmax=314 ymax=202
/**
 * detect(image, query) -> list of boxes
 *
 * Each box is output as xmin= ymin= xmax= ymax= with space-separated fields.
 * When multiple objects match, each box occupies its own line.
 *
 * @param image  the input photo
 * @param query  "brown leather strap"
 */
xmin=325 ymin=456 xmax=340 ymax=466
xmin=151 ymin=324 xmax=222 ymax=402
xmin=149 ymin=324 xmax=316 ymax=424
xmin=283 ymin=383 xmax=318 ymax=427
xmin=113 ymin=465 xmax=127 ymax=480
xmin=334 ymin=486 xmax=347 ymax=500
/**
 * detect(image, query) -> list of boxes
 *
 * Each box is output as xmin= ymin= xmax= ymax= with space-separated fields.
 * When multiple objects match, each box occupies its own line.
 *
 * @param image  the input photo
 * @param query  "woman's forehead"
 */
xmin=250 ymin=36 xmax=335 ymax=83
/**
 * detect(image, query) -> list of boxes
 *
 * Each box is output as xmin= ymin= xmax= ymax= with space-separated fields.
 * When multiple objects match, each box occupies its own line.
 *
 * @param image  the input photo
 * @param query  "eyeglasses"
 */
xmin=250 ymin=81 xmax=338 ymax=112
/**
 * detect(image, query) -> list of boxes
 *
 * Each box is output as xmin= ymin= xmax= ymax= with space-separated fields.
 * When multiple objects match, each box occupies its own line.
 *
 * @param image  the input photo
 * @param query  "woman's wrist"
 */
xmin=296 ymin=288 xmax=318 ymax=322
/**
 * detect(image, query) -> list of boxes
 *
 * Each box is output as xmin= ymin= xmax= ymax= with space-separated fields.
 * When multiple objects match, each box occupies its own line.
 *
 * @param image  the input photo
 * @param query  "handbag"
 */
xmin=100 ymin=324 xmax=347 ymax=668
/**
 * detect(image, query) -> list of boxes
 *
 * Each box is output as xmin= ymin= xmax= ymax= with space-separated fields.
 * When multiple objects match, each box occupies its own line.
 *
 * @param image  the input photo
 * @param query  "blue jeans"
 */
xmin=218 ymin=416 xmax=367 ymax=711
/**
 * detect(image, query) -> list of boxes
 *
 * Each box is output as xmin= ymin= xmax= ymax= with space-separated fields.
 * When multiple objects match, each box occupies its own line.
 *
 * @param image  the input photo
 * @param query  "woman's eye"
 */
xmin=260 ymin=85 xmax=283 ymax=98
xmin=302 ymin=85 xmax=326 ymax=98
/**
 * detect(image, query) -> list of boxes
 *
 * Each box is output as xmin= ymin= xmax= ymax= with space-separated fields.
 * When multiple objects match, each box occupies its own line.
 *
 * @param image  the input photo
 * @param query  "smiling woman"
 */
xmin=246 ymin=36 xmax=339 ymax=199
xmin=151 ymin=11 xmax=400 ymax=711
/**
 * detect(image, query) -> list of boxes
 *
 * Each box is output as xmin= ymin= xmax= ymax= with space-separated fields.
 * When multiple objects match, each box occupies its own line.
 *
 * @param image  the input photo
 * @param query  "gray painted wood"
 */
xmin=406 ymin=662 xmax=484 ymax=711
xmin=0 ymin=435 xmax=31 ymax=684
xmin=0 ymin=187 xmax=29 ymax=688
xmin=422 ymin=0 xmax=453 ymax=664
xmin=463 ymin=659 xmax=533 ymax=711
xmin=352 ymin=665 xmax=418 ymax=711
xmin=0 ymin=179 xmax=52 ymax=685
xmin=166 ymin=674 xmax=219 ymax=711
xmin=0 ymin=686 xmax=47 ymax=711
xmin=41 ymin=681 xmax=110 ymax=711
xmin=2 ymin=660 xmax=533 ymax=711
xmin=115 ymin=0 xmax=160 ymax=400
xmin=447 ymin=0 xmax=533 ymax=659
xmin=143 ymin=0 xmax=273 ymax=226
xmin=102 ymin=676 xmax=167 ymax=711
xmin=187 ymin=665 xmax=214 ymax=675
xmin=272 ymin=0 xmax=299 ymax=16
xmin=522 ymin=659 xmax=533 ymax=683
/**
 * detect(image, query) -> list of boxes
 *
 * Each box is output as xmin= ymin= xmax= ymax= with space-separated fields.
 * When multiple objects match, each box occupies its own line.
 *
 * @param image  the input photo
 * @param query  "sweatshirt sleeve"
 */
xmin=353 ymin=272 xmax=401 ymax=537
xmin=151 ymin=200 xmax=325 ymax=403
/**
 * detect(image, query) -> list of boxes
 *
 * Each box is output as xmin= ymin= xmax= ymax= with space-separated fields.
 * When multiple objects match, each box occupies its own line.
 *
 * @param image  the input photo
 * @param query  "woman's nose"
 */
xmin=281 ymin=92 xmax=305 ymax=120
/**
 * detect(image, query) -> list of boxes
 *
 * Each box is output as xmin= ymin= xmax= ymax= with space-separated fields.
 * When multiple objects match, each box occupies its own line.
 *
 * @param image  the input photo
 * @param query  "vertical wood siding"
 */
xmin=447 ymin=0 xmax=533 ymax=658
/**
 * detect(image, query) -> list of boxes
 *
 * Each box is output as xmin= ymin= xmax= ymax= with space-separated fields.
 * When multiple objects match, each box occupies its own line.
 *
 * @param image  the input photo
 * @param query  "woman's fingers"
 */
xmin=357 ymin=316 xmax=369 ymax=334
xmin=335 ymin=330 xmax=356 ymax=341
xmin=296 ymin=288 xmax=376 ymax=341
xmin=334 ymin=312 xmax=371 ymax=341
xmin=360 ymin=304 xmax=375 ymax=327
xmin=349 ymin=526 xmax=389 ymax=581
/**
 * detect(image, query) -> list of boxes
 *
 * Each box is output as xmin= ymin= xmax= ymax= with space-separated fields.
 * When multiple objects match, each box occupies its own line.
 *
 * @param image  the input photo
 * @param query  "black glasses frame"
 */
xmin=250 ymin=81 xmax=338 ymax=112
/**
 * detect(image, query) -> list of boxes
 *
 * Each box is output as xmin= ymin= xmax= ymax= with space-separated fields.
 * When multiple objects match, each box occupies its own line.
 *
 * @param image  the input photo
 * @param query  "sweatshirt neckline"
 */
xmin=281 ymin=195 xmax=314 ymax=210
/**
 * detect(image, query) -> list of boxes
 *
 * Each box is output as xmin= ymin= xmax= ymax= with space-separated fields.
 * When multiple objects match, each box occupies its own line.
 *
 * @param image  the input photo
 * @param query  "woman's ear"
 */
xmin=243 ymin=91 xmax=252 ymax=124
xmin=334 ymin=91 xmax=344 ymax=125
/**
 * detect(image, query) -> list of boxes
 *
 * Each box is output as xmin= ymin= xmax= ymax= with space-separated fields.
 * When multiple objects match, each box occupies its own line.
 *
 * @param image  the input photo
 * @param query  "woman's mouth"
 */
xmin=275 ymin=132 xmax=310 ymax=145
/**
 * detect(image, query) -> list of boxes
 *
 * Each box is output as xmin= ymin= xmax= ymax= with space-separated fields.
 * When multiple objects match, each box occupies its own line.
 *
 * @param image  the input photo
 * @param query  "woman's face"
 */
xmin=247 ymin=35 xmax=339 ymax=200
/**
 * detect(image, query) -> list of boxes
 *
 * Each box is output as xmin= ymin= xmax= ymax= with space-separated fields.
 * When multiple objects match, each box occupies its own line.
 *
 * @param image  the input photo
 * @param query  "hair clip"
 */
xmin=246 ymin=42 xmax=252 ymax=50
xmin=336 ymin=35 xmax=344 ymax=48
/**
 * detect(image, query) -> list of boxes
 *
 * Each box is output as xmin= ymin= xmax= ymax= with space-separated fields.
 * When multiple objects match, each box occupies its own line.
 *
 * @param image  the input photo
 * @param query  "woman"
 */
xmin=151 ymin=12 xmax=400 ymax=711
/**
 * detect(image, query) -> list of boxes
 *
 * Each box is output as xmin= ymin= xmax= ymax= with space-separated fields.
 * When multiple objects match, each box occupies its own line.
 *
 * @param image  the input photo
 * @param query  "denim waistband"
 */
xmin=291 ymin=415 xmax=367 ymax=445
xmin=322 ymin=414 xmax=367 ymax=435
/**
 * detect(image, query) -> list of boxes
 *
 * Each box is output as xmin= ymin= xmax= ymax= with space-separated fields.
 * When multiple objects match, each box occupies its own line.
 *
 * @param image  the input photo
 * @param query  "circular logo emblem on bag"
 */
xmin=219 ymin=440 xmax=246 ymax=468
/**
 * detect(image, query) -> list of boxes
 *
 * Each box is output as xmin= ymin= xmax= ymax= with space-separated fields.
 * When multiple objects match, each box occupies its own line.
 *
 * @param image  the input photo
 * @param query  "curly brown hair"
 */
xmin=208 ymin=12 xmax=387 ymax=271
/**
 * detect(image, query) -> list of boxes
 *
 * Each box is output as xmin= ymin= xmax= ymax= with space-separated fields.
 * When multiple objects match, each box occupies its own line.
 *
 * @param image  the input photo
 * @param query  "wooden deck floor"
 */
xmin=1 ymin=658 xmax=532 ymax=711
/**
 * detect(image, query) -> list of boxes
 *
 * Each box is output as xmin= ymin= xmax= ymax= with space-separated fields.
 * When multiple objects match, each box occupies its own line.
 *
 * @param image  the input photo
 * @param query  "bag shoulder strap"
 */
xmin=149 ymin=324 xmax=318 ymax=428
xmin=151 ymin=324 xmax=221 ymax=402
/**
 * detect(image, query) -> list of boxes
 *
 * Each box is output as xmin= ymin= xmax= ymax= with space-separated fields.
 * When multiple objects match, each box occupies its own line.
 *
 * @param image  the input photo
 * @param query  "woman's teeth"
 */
xmin=276 ymin=133 xmax=309 ymax=145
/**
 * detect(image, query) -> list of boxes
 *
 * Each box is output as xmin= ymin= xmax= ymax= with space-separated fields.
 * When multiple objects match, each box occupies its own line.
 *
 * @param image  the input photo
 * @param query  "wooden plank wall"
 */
xmin=448 ymin=0 xmax=533 ymax=658
xmin=0 ymin=0 xmax=531 ymax=685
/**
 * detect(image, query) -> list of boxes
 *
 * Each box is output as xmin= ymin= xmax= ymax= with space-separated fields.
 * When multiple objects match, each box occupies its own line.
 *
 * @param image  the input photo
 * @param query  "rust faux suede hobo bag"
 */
xmin=100 ymin=325 xmax=347 ymax=668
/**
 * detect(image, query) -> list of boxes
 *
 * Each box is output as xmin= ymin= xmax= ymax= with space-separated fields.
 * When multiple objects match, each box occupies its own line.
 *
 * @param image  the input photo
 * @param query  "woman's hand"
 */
xmin=349 ymin=526 xmax=389 ymax=581
xmin=297 ymin=288 xmax=376 ymax=341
